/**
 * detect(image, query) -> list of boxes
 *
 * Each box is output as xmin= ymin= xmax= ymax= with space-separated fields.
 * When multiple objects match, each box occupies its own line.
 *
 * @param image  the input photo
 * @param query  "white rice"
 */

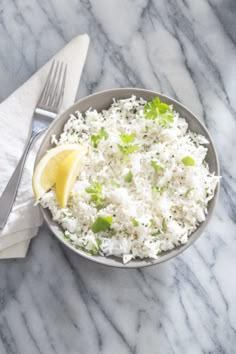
xmin=40 ymin=95 xmax=219 ymax=263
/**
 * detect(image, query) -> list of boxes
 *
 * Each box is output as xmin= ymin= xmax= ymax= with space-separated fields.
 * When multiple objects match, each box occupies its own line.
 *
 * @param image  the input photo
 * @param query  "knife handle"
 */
xmin=0 ymin=135 xmax=35 ymax=230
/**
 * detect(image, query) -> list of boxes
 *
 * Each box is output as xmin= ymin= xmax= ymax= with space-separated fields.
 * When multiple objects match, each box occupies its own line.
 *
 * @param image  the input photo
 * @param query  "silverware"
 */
xmin=0 ymin=60 xmax=67 ymax=230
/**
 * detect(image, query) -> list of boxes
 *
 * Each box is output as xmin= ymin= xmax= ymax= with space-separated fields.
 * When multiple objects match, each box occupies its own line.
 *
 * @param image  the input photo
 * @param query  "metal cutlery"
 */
xmin=0 ymin=60 xmax=67 ymax=230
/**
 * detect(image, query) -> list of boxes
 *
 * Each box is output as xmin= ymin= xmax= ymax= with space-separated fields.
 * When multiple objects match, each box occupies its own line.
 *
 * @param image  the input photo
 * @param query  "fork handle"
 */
xmin=0 ymin=133 xmax=38 ymax=230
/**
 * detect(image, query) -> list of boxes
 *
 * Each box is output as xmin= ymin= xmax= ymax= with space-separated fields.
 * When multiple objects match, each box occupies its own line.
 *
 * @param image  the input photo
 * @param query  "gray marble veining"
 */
xmin=0 ymin=0 xmax=235 ymax=353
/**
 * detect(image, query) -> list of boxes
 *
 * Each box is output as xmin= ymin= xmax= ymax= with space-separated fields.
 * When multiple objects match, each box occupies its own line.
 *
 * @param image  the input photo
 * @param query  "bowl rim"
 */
xmin=36 ymin=88 xmax=220 ymax=268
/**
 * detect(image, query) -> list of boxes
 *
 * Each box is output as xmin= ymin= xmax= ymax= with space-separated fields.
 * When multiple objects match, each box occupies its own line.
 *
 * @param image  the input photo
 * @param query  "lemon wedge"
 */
xmin=32 ymin=144 xmax=87 ymax=201
xmin=55 ymin=148 xmax=88 ymax=208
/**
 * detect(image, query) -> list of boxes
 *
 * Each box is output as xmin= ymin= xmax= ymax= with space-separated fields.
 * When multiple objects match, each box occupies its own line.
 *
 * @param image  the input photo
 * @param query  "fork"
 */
xmin=0 ymin=60 xmax=67 ymax=230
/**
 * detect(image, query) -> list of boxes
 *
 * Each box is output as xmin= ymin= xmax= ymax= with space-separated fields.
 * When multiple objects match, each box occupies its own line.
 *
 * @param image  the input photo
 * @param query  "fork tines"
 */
xmin=39 ymin=60 xmax=67 ymax=111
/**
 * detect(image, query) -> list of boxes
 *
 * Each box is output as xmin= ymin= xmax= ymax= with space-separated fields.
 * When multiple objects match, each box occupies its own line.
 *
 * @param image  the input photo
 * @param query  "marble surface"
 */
xmin=0 ymin=0 xmax=235 ymax=353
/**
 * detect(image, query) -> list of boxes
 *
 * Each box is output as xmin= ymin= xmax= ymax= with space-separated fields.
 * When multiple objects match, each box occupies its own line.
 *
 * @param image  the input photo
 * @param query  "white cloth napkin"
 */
xmin=0 ymin=34 xmax=90 ymax=258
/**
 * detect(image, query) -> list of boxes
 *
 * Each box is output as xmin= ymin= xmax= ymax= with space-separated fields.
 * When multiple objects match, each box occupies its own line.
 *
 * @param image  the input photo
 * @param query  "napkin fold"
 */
xmin=0 ymin=34 xmax=90 ymax=258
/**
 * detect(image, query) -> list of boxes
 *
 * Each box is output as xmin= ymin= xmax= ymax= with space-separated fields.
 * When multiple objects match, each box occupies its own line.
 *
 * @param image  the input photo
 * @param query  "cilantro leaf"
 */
xmin=118 ymin=144 xmax=139 ymax=155
xmin=91 ymin=127 xmax=109 ymax=148
xmin=85 ymin=182 xmax=105 ymax=208
xmin=162 ymin=218 xmax=167 ymax=233
xmin=120 ymin=132 xmax=136 ymax=144
xmin=184 ymin=188 xmax=193 ymax=197
xmin=182 ymin=156 xmax=195 ymax=166
xmin=85 ymin=181 xmax=102 ymax=194
xmin=131 ymin=218 xmax=139 ymax=227
xmin=152 ymin=185 xmax=167 ymax=194
xmin=144 ymin=97 xmax=174 ymax=125
xmin=124 ymin=171 xmax=133 ymax=183
xmin=153 ymin=186 xmax=162 ymax=193
xmin=151 ymin=231 xmax=161 ymax=237
xmin=110 ymin=180 xmax=121 ymax=188
xmin=64 ymin=233 xmax=70 ymax=241
xmin=100 ymin=127 xmax=109 ymax=139
xmin=151 ymin=160 xmax=164 ymax=173
xmin=91 ymin=135 xmax=100 ymax=149
xmin=89 ymin=246 xmax=99 ymax=255
xmin=88 ymin=238 xmax=102 ymax=255
xmin=149 ymin=218 xmax=155 ymax=227
xmin=91 ymin=216 xmax=113 ymax=233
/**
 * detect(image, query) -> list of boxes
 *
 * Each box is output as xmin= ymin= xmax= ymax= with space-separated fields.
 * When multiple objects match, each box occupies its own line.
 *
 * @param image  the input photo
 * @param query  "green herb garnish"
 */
xmin=144 ymin=97 xmax=174 ymax=125
xmin=89 ymin=246 xmax=99 ymax=255
xmin=85 ymin=182 xmax=105 ymax=208
xmin=91 ymin=127 xmax=109 ymax=148
xmin=91 ymin=216 xmax=113 ymax=233
xmin=184 ymin=188 xmax=193 ymax=197
xmin=151 ymin=231 xmax=161 ymax=237
xmin=152 ymin=185 xmax=167 ymax=194
xmin=88 ymin=238 xmax=102 ymax=255
xmin=151 ymin=160 xmax=164 ymax=173
xmin=120 ymin=132 xmax=136 ymax=144
xmin=132 ymin=218 xmax=139 ymax=227
xmin=182 ymin=156 xmax=195 ymax=166
xmin=64 ymin=233 xmax=70 ymax=241
xmin=150 ymin=218 xmax=155 ymax=227
xmin=111 ymin=180 xmax=121 ymax=188
xmin=124 ymin=171 xmax=133 ymax=183
xmin=118 ymin=132 xmax=139 ymax=157
xmin=162 ymin=218 xmax=167 ymax=233
xmin=118 ymin=144 xmax=139 ymax=155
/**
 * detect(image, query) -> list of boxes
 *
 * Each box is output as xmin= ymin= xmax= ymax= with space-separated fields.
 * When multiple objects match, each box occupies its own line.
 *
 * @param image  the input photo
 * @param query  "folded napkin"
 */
xmin=0 ymin=34 xmax=90 ymax=258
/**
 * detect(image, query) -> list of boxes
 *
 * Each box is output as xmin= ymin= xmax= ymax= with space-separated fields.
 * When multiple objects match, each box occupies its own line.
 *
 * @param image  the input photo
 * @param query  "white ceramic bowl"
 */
xmin=35 ymin=88 xmax=220 ymax=268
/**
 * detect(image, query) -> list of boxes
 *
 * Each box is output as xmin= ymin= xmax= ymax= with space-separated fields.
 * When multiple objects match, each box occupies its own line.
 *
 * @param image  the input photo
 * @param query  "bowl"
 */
xmin=35 ymin=88 xmax=220 ymax=268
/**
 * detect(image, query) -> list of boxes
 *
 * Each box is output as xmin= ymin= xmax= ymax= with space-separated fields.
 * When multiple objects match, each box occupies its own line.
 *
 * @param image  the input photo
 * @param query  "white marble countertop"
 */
xmin=0 ymin=1 xmax=235 ymax=353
